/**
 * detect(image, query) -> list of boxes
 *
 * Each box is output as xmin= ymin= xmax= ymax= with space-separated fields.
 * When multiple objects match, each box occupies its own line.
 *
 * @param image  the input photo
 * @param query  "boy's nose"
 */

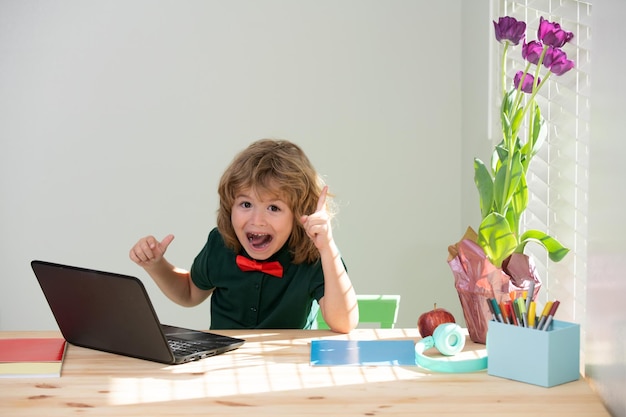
xmin=251 ymin=209 xmax=267 ymax=225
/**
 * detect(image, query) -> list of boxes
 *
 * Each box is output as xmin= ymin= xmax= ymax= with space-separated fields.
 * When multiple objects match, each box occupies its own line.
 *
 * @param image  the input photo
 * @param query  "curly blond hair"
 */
xmin=217 ymin=139 xmax=333 ymax=264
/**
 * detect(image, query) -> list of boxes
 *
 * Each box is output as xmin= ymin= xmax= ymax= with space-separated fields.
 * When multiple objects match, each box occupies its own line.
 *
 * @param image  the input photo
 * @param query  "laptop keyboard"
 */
xmin=167 ymin=337 xmax=214 ymax=356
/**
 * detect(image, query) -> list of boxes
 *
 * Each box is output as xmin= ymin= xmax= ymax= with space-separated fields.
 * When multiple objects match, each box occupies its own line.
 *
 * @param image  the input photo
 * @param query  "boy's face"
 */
xmin=231 ymin=187 xmax=294 ymax=260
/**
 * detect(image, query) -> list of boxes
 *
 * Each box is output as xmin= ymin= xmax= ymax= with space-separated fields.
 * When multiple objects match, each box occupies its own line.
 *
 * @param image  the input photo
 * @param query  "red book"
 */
xmin=0 ymin=338 xmax=67 ymax=378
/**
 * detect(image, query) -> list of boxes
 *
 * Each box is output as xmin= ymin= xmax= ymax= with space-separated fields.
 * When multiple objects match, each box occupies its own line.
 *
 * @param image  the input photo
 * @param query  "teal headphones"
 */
xmin=414 ymin=323 xmax=488 ymax=373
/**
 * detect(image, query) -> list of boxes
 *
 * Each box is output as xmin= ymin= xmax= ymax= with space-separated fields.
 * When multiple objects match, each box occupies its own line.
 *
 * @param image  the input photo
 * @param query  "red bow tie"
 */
xmin=236 ymin=255 xmax=283 ymax=278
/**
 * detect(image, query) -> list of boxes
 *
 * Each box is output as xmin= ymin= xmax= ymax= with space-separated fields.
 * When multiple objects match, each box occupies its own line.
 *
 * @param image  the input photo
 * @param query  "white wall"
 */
xmin=0 ymin=1 xmax=464 ymax=331
xmin=586 ymin=2 xmax=626 ymax=416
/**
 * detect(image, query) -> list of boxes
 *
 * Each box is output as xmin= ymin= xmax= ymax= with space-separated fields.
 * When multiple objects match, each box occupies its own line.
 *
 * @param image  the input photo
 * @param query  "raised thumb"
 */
xmin=160 ymin=234 xmax=175 ymax=252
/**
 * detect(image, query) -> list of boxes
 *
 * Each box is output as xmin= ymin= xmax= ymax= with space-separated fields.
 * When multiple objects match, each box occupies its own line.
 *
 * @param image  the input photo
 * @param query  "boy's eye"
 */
xmin=268 ymin=205 xmax=280 ymax=212
xmin=241 ymin=201 xmax=252 ymax=208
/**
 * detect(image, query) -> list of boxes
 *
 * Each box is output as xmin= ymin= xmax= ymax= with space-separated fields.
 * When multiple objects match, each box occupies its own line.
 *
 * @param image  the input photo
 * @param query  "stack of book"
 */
xmin=0 ymin=338 xmax=67 ymax=378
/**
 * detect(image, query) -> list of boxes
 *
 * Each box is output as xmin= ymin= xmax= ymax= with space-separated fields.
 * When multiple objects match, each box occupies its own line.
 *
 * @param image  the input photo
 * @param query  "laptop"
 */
xmin=31 ymin=260 xmax=245 ymax=365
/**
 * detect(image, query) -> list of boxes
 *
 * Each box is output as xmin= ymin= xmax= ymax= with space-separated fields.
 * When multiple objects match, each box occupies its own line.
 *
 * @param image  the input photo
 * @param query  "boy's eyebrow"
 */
xmin=234 ymin=192 xmax=287 ymax=205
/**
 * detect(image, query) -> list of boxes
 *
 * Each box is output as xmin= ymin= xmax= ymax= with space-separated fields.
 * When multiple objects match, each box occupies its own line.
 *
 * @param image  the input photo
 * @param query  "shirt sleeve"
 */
xmin=190 ymin=228 xmax=219 ymax=291
xmin=311 ymin=257 xmax=348 ymax=302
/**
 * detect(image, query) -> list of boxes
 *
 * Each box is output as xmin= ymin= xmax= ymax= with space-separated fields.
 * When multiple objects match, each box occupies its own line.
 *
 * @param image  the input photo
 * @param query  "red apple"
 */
xmin=417 ymin=303 xmax=456 ymax=338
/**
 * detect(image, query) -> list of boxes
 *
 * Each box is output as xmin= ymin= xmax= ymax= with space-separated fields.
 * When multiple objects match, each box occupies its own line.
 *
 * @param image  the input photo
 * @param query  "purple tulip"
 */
xmin=541 ymin=47 xmax=575 ymax=75
xmin=542 ymin=47 xmax=564 ymax=68
xmin=537 ymin=17 xmax=574 ymax=48
xmin=542 ymin=47 xmax=574 ymax=75
xmin=522 ymin=40 xmax=544 ymax=65
xmin=549 ymin=55 xmax=575 ymax=75
xmin=514 ymin=71 xmax=539 ymax=94
xmin=494 ymin=16 xmax=526 ymax=45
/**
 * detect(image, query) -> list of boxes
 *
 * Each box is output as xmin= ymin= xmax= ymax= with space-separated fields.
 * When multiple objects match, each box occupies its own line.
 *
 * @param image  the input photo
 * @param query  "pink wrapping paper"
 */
xmin=448 ymin=228 xmax=541 ymax=344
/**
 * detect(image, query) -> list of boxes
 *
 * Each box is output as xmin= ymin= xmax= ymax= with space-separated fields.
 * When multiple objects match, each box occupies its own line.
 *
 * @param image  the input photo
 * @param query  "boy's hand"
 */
xmin=300 ymin=186 xmax=332 ymax=250
xmin=129 ymin=234 xmax=175 ymax=267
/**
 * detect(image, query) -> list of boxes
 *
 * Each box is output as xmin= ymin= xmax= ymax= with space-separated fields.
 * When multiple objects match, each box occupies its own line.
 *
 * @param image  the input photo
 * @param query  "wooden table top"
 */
xmin=0 ymin=328 xmax=610 ymax=416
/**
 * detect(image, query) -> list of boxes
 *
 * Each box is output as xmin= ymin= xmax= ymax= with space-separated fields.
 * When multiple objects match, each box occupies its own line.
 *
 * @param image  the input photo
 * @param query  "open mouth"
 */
xmin=246 ymin=233 xmax=273 ymax=249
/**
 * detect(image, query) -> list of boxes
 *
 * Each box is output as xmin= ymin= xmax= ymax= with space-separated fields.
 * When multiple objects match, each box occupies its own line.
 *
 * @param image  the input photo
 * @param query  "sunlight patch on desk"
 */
xmin=107 ymin=365 xmax=426 ymax=405
xmin=105 ymin=330 xmax=431 ymax=406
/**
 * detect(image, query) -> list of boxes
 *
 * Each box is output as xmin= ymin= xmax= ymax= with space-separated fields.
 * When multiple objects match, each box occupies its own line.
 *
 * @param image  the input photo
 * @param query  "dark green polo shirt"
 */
xmin=190 ymin=228 xmax=326 ymax=329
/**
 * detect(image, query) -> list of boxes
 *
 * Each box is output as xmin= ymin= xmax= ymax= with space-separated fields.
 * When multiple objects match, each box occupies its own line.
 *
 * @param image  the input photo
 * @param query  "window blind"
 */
xmin=491 ymin=0 xmax=591 ymax=359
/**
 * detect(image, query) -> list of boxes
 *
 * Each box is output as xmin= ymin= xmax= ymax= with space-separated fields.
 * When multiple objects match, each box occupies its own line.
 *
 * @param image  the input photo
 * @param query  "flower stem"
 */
xmin=501 ymin=42 xmax=509 ymax=99
xmin=522 ymin=71 xmax=552 ymax=116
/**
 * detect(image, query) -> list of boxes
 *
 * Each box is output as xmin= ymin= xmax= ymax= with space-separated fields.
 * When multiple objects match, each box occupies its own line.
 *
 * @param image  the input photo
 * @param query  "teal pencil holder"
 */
xmin=486 ymin=319 xmax=580 ymax=387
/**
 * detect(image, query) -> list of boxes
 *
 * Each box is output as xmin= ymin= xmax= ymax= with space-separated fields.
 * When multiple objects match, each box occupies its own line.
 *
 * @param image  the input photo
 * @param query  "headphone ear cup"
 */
xmin=432 ymin=323 xmax=465 ymax=356
xmin=415 ymin=323 xmax=487 ymax=373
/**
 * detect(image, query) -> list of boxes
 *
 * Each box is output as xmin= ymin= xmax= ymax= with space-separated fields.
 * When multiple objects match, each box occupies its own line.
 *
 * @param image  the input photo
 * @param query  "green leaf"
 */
xmin=521 ymin=101 xmax=546 ymax=169
xmin=501 ymin=90 xmax=515 ymax=117
xmin=477 ymin=213 xmax=518 ymax=268
xmin=510 ymin=107 xmax=525 ymax=136
xmin=507 ymin=173 xmax=528 ymax=237
xmin=474 ymin=158 xmax=494 ymax=219
xmin=492 ymin=151 xmax=524 ymax=214
xmin=516 ymin=230 xmax=570 ymax=262
xmin=500 ymin=105 xmax=513 ymax=146
xmin=494 ymin=143 xmax=508 ymax=166
xmin=530 ymin=107 xmax=547 ymax=157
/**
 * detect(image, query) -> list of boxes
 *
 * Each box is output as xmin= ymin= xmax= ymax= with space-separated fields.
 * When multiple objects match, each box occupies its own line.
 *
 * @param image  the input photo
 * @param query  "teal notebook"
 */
xmin=310 ymin=340 xmax=416 ymax=366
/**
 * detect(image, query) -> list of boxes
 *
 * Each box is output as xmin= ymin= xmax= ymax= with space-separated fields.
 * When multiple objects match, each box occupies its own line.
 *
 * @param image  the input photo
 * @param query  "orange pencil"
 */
xmin=499 ymin=302 xmax=510 ymax=324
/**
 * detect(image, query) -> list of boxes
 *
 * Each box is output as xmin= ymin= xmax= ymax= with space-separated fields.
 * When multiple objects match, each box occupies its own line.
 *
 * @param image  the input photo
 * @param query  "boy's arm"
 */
xmin=129 ymin=234 xmax=213 ymax=307
xmin=142 ymin=259 xmax=213 ymax=307
xmin=300 ymin=187 xmax=358 ymax=333
xmin=317 ymin=241 xmax=358 ymax=333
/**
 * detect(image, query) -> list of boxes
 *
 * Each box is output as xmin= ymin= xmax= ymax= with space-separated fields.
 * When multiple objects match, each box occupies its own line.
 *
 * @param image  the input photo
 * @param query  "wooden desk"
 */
xmin=0 ymin=329 xmax=610 ymax=416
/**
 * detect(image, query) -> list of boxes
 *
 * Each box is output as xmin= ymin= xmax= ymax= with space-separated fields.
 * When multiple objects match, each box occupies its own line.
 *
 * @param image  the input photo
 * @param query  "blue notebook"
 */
xmin=310 ymin=340 xmax=416 ymax=366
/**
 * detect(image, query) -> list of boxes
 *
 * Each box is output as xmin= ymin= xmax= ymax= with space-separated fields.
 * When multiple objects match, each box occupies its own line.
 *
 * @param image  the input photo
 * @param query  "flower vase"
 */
xmin=447 ymin=228 xmax=541 ymax=344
